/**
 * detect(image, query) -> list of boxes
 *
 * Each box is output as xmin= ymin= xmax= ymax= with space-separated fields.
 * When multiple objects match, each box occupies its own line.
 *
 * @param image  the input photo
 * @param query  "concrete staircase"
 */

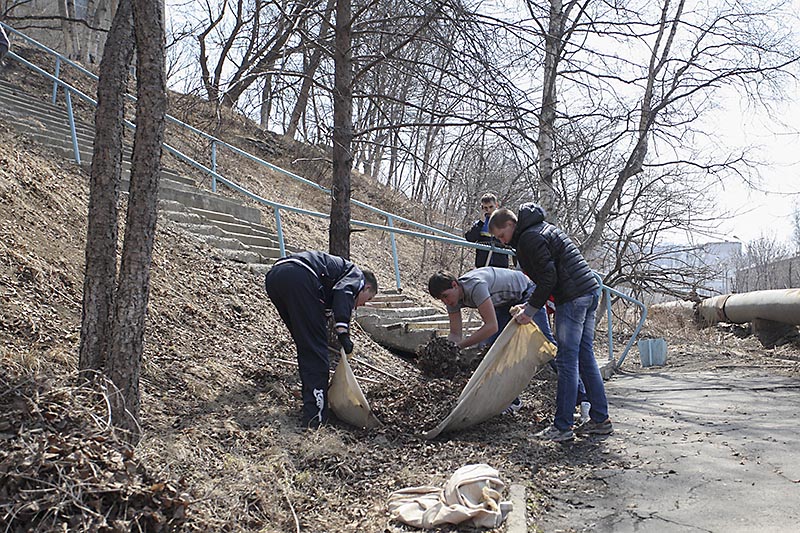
xmin=357 ymin=291 xmax=483 ymax=355
xmin=0 ymin=70 xmax=465 ymax=354
xmin=0 ymin=76 xmax=293 ymax=273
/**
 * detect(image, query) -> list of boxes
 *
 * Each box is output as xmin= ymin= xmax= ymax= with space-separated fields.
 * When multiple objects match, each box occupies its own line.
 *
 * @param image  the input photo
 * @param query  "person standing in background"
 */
xmin=465 ymin=193 xmax=510 ymax=268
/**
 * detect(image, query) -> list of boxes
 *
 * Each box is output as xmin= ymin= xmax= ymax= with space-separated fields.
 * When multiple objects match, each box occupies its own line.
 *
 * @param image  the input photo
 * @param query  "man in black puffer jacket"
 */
xmin=489 ymin=204 xmax=612 ymax=442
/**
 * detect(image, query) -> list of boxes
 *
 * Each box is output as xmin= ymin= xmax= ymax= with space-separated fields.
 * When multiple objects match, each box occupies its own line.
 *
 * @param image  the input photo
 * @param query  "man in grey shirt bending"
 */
xmin=427 ymin=267 xmax=555 ymax=350
xmin=428 ymin=267 xmax=589 ymax=417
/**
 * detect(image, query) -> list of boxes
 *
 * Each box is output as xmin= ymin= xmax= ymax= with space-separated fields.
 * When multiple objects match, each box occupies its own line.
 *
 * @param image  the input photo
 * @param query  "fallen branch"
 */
xmin=325 ymin=346 xmax=403 ymax=382
xmin=274 ymin=357 xmax=381 ymax=384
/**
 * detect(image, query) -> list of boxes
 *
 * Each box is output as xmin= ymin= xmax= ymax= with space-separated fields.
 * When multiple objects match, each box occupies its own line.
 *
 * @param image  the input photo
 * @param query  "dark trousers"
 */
xmin=265 ymin=262 xmax=330 ymax=426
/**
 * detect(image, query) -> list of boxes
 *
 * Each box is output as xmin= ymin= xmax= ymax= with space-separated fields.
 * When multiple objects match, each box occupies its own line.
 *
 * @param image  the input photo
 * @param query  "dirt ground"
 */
xmin=2 ymin=78 xmax=800 ymax=532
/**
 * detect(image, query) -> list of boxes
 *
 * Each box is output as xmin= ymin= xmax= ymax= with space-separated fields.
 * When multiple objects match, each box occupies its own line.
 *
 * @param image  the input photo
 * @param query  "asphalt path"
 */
xmin=537 ymin=369 xmax=800 ymax=533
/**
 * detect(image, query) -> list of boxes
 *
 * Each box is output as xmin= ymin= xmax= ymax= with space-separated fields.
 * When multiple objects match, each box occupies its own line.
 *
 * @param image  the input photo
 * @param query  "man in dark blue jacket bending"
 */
xmin=490 ymin=204 xmax=611 ymax=442
xmin=265 ymin=251 xmax=378 ymax=428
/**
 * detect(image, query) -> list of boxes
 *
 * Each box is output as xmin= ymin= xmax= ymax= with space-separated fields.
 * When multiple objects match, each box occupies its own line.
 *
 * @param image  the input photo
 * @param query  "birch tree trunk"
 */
xmin=58 ymin=0 xmax=78 ymax=59
xmin=537 ymin=0 xmax=564 ymax=222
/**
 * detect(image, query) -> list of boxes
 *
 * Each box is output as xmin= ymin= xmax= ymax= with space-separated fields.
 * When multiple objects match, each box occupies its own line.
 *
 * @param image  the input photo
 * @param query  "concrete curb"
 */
xmin=505 ymin=483 xmax=527 ymax=533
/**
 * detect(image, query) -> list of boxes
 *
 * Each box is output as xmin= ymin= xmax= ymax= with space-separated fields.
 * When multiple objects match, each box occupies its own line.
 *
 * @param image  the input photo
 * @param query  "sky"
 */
xmin=708 ymin=91 xmax=800 ymax=248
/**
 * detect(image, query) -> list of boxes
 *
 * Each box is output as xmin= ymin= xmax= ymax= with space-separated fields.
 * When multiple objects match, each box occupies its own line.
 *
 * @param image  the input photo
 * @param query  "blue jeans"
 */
xmin=553 ymin=290 xmax=608 ymax=431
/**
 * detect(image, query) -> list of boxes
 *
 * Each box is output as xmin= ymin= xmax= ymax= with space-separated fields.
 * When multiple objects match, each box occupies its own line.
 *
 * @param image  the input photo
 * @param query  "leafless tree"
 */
xmin=534 ymin=0 xmax=798 ymax=256
xmin=79 ymin=0 xmax=166 ymax=442
xmin=329 ymin=0 xmax=353 ymax=258
xmin=104 ymin=0 xmax=167 ymax=441
xmin=79 ymin=0 xmax=134 ymax=373
xmin=734 ymin=233 xmax=791 ymax=291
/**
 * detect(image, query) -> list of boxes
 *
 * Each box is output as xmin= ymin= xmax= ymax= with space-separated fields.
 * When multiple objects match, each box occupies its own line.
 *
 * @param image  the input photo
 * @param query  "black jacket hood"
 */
xmin=511 ymin=203 xmax=546 ymax=245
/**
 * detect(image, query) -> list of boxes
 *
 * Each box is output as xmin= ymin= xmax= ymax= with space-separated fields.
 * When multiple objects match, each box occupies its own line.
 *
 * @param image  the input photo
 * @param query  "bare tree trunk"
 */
xmin=537 ymin=0 xmax=564 ymax=221
xmin=581 ymin=0 xmax=684 ymax=255
xmin=259 ymin=74 xmax=272 ymax=128
xmin=58 ymin=0 xmax=77 ymax=59
xmin=107 ymin=0 xmax=166 ymax=443
xmin=88 ymin=0 xmax=113 ymax=63
xmin=286 ymin=0 xmax=335 ymax=139
xmin=329 ymin=0 xmax=352 ymax=259
xmin=79 ymin=0 xmax=135 ymax=373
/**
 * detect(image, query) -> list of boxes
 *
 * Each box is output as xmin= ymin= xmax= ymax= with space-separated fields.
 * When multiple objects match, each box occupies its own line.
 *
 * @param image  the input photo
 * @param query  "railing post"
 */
xmin=275 ymin=208 xmax=286 ymax=258
xmin=211 ymin=141 xmax=217 ymax=192
xmin=64 ymin=89 xmax=81 ymax=165
xmin=387 ymin=215 xmax=402 ymax=291
xmin=605 ymin=287 xmax=614 ymax=364
xmin=52 ymin=57 xmax=60 ymax=104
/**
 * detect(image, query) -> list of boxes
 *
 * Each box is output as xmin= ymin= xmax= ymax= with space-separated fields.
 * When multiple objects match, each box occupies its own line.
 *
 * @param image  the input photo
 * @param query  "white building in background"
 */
xmin=652 ymin=240 xmax=742 ymax=298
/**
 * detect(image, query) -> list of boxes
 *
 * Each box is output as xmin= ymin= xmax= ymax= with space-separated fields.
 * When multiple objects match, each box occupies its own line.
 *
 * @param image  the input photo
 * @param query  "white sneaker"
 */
xmin=574 ymin=402 xmax=590 ymax=424
xmin=534 ymin=424 xmax=574 ymax=442
xmin=502 ymin=397 xmax=523 ymax=415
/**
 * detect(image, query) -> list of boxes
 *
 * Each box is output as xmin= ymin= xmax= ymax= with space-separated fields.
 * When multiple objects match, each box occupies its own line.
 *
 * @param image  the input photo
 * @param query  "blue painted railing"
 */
xmin=595 ymin=274 xmax=647 ymax=369
xmin=0 ymin=21 xmax=645 ymax=370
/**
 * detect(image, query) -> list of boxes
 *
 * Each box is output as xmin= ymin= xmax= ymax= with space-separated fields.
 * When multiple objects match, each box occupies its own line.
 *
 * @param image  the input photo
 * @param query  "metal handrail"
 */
xmin=4 ymin=46 xmax=514 ymax=265
xmin=0 ymin=21 xmax=463 ymax=242
xmin=594 ymin=273 xmax=648 ymax=370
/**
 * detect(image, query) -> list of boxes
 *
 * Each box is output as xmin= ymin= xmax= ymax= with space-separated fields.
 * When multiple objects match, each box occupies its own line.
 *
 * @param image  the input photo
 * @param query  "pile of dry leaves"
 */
xmin=0 ymin=363 xmax=195 ymax=532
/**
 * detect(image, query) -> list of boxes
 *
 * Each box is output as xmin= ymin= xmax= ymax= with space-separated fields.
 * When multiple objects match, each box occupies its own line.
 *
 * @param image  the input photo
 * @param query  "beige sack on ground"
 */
xmin=328 ymin=349 xmax=381 ymax=429
xmin=423 ymin=319 xmax=556 ymax=439
xmin=387 ymin=463 xmax=512 ymax=529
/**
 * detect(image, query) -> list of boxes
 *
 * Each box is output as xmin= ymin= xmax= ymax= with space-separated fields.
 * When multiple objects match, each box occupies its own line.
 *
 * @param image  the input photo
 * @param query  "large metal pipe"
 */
xmin=697 ymin=289 xmax=800 ymax=325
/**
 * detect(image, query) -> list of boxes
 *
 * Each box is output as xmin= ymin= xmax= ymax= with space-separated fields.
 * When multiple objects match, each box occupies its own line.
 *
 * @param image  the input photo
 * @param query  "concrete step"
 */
xmin=247 ymin=244 xmax=281 ymax=259
xmin=157 ymin=188 xmax=261 ymax=224
xmin=120 ymin=162 xmax=195 ymax=187
xmin=193 ymin=234 xmax=247 ymax=251
xmin=0 ymin=74 xmax=298 ymax=277
xmin=363 ymin=300 xmax=421 ymax=309
xmin=358 ymin=306 xmax=439 ymax=319
xmin=199 ymin=217 xmax=279 ymax=243
xmin=402 ymin=320 xmax=483 ymax=330
xmin=223 ymin=231 xmax=279 ymax=248
xmin=188 ymin=207 xmax=240 ymax=225
xmin=0 ymin=90 xmax=97 ymax=136
xmin=3 ymin=113 xmax=96 ymax=145
xmin=174 ymin=222 xmax=224 ymax=236
xmin=370 ymin=294 xmax=409 ymax=303
xmin=216 ymin=248 xmax=263 ymax=263
xmin=247 ymin=261 xmax=277 ymax=275
xmin=161 ymin=211 xmax=204 ymax=224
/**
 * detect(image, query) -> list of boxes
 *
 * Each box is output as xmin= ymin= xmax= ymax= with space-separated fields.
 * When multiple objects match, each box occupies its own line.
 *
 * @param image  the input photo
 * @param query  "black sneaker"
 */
xmin=575 ymin=418 xmax=613 ymax=436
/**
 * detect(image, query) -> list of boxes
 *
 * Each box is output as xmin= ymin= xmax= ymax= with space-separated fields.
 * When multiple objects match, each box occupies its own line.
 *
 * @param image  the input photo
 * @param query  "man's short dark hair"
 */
xmin=361 ymin=268 xmax=378 ymax=294
xmin=488 ymin=208 xmax=517 ymax=231
xmin=480 ymin=192 xmax=497 ymax=204
xmin=362 ymin=269 xmax=378 ymax=294
xmin=428 ymin=270 xmax=458 ymax=298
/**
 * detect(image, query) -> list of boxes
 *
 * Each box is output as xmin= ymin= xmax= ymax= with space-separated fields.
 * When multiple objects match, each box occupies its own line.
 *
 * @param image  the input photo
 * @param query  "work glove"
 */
xmin=337 ymin=331 xmax=354 ymax=355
